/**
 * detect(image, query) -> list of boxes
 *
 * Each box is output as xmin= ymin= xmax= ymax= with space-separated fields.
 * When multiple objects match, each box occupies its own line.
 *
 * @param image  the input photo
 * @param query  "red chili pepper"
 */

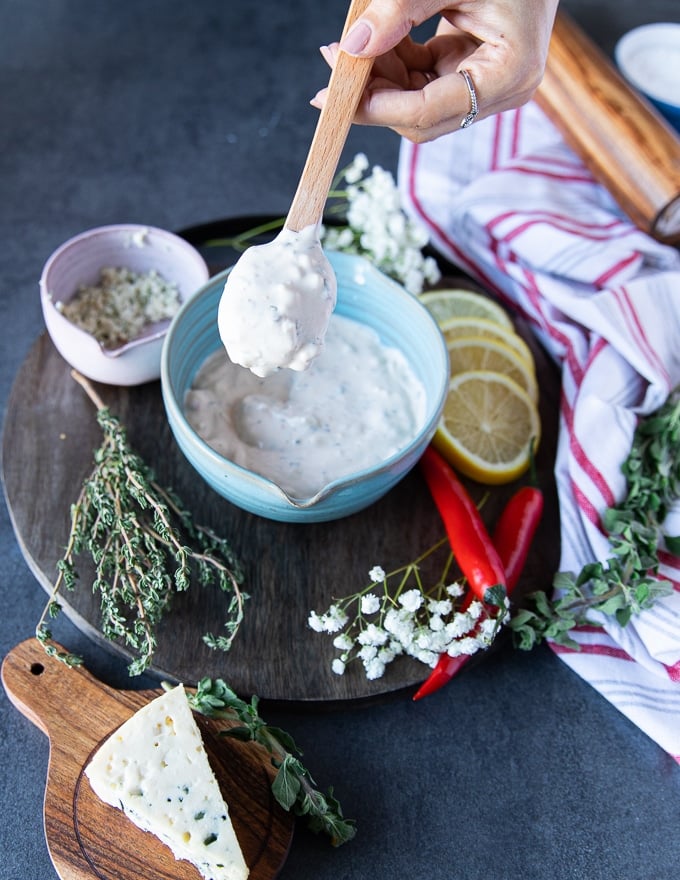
xmin=418 ymin=445 xmax=506 ymax=604
xmin=491 ymin=485 xmax=544 ymax=591
xmin=412 ymin=461 xmax=544 ymax=701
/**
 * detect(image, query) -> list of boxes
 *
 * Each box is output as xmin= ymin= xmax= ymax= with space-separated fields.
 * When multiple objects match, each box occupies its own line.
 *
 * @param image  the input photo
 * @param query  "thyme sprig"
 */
xmin=187 ymin=677 xmax=356 ymax=846
xmin=36 ymin=371 xmax=248 ymax=675
xmin=511 ymin=386 xmax=679 ymax=649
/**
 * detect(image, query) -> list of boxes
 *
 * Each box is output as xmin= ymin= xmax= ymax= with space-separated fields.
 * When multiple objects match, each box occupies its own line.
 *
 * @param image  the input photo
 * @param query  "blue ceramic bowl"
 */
xmin=161 ymin=251 xmax=448 ymax=523
xmin=615 ymin=23 xmax=680 ymax=131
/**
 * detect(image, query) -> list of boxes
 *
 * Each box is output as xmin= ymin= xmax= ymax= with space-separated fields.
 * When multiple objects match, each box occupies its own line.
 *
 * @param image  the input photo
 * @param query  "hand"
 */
xmin=311 ymin=0 xmax=559 ymax=142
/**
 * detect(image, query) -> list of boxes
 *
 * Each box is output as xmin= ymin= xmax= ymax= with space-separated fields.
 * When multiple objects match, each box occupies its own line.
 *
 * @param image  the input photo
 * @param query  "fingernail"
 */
xmin=339 ymin=20 xmax=372 ymax=55
xmin=319 ymin=44 xmax=333 ymax=64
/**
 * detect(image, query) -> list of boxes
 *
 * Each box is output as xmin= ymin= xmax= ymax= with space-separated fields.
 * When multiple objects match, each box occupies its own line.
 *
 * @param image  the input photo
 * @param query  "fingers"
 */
xmin=338 ymin=0 xmax=445 ymax=57
xmin=356 ymin=73 xmax=479 ymax=143
xmin=313 ymin=2 xmax=560 ymax=142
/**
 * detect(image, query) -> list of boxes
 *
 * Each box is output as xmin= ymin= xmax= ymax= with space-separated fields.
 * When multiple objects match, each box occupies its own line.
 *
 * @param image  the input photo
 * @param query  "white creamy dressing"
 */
xmin=185 ymin=313 xmax=426 ymax=499
xmin=218 ymin=224 xmax=337 ymax=378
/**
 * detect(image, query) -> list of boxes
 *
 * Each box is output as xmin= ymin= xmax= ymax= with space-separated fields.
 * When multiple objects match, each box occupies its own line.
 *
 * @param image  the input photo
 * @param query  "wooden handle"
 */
xmin=536 ymin=10 xmax=680 ymax=243
xmin=285 ymin=0 xmax=373 ymax=231
xmin=1 ymin=638 xmax=137 ymax=743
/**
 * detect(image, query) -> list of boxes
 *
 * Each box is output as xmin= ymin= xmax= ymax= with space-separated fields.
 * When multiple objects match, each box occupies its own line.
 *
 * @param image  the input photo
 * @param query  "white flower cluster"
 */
xmin=308 ymin=561 xmax=510 ymax=682
xmin=320 ymin=153 xmax=441 ymax=295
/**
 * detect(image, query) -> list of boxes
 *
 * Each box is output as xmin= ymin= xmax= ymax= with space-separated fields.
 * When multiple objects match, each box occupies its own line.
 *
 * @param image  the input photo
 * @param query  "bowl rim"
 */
xmin=615 ymin=22 xmax=680 ymax=107
xmin=40 ymin=223 xmax=210 ymax=356
xmin=161 ymin=255 xmax=448 ymax=510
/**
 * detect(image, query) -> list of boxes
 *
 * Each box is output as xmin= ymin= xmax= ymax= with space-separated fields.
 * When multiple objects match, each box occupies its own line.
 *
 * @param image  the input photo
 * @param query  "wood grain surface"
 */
xmin=1 ymin=638 xmax=294 ymax=880
xmin=2 ymin=219 xmax=562 ymax=703
xmin=537 ymin=10 xmax=680 ymax=242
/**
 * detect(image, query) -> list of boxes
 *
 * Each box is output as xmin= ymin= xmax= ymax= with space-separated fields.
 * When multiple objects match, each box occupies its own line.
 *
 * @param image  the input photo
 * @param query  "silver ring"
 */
xmin=459 ymin=69 xmax=479 ymax=128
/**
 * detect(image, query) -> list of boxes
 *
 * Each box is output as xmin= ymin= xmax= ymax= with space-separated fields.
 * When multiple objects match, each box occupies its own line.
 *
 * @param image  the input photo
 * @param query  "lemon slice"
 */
xmin=433 ymin=370 xmax=541 ymax=484
xmin=419 ymin=288 xmax=513 ymax=329
xmin=439 ymin=316 xmax=535 ymax=371
xmin=446 ymin=336 xmax=538 ymax=403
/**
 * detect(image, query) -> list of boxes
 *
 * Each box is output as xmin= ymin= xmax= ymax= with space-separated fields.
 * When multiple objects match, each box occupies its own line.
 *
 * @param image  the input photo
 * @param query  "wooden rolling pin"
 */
xmin=536 ymin=10 xmax=680 ymax=244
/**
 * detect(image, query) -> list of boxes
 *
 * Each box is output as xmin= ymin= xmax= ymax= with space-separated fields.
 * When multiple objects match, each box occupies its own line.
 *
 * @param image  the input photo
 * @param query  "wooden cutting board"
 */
xmin=1 ymin=638 xmax=294 ymax=880
xmin=2 ymin=217 xmax=562 ymax=702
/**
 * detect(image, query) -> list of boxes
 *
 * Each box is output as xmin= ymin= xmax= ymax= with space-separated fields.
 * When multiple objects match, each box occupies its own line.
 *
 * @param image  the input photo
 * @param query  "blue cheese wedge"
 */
xmin=85 ymin=684 xmax=249 ymax=880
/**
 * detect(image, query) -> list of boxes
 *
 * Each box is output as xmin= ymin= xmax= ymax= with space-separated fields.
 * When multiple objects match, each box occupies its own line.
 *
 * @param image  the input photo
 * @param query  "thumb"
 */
xmin=339 ymin=0 xmax=442 ymax=57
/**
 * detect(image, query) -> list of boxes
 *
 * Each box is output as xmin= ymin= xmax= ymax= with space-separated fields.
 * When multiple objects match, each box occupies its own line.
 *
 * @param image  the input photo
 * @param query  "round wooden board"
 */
xmin=2 ymin=218 xmax=562 ymax=703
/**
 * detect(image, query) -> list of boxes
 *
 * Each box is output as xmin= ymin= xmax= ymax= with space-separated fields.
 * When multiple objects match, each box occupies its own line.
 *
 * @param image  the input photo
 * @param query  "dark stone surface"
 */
xmin=2 ymin=2 xmax=679 ymax=878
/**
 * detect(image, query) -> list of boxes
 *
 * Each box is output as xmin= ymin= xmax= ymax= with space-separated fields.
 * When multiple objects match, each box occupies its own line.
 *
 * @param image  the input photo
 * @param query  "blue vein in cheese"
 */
xmin=85 ymin=684 xmax=249 ymax=880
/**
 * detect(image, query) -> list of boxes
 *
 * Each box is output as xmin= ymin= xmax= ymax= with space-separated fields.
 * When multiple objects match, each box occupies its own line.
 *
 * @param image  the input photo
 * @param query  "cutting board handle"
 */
xmin=2 ymin=638 xmax=131 ymax=744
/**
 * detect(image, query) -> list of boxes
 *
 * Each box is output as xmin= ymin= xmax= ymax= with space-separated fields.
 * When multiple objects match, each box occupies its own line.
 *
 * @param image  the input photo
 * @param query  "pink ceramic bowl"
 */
xmin=40 ymin=224 xmax=209 ymax=386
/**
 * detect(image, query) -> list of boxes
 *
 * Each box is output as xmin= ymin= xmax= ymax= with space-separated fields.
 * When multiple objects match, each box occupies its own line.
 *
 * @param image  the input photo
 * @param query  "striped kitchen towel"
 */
xmin=398 ymin=100 xmax=680 ymax=761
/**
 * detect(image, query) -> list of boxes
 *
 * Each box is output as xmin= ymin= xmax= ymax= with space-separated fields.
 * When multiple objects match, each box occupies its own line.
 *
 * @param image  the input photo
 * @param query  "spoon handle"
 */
xmin=285 ymin=0 xmax=373 ymax=232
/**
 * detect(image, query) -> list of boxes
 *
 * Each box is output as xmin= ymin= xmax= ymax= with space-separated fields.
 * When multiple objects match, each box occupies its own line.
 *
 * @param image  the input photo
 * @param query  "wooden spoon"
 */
xmin=218 ymin=0 xmax=374 ymax=378
xmin=285 ymin=0 xmax=374 ymax=232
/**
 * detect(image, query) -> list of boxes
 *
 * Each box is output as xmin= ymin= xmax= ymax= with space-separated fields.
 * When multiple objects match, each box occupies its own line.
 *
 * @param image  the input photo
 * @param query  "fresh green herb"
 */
xmin=510 ymin=387 xmax=679 ymax=649
xmin=36 ymin=370 xmax=247 ymax=675
xmin=187 ymin=677 xmax=356 ymax=846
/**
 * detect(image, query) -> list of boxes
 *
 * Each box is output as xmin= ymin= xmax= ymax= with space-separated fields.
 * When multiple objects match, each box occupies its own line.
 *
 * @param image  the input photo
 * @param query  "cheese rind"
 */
xmin=85 ymin=684 xmax=249 ymax=880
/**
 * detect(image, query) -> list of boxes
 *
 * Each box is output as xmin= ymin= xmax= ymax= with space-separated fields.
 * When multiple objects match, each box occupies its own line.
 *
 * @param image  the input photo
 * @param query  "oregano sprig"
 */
xmin=36 ymin=370 xmax=248 ymax=675
xmin=187 ymin=677 xmax=356 ymax=846
xmin=511 ymin=386 xmax=679 ymax=649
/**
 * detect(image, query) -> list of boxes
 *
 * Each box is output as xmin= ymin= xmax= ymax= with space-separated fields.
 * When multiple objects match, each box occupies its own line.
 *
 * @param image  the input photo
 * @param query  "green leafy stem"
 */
xmin=510 ymin=386 xmax=680 ymax=649
xmin=36 ymin=371 xmax=247 ymax=675
xmin=187 ymin=677 xmax=356 ymax=847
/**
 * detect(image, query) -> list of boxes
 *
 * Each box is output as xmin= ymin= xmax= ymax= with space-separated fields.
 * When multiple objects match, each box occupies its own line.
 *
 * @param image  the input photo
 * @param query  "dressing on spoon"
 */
xmin=218 ymin=0 xmax=372 ymax=378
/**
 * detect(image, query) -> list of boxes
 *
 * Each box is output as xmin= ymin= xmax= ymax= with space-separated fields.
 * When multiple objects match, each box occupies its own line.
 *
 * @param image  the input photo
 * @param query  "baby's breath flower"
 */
xmin=449 ymin=637 xmax=481 ymax=657
xmin=399 ymin=589 xmax=423 ymax=613
xmin=445 ymin=613 xmax=475 ymax=639
xmin=468 ymin=600 xmax=484 ymax=620
xmin=320 ymin=155 xmax=441 ymax=294
xmin=446 ymin=583 xmax=465 ymax=598
xmin=308 ymin=537 xmax=509 ymax=682
xmin=384 ymin=607 xmax=414 ymax=645
xmin=378 ymin=644 xmax=398 ymax=664
xmin=361 ymin=593 xmax=381 ymax=614
xmin=428 ymin=598 xmax=452 ymax=616
xmin=344 ymin=152 xmax=369 ymax=183
xmin=368 ymin=566 xmax=386 ymax=584
xmin=309 ymin=604 xmax=349 ymax=634
xmin=357 ymin=623 xmax=388 ymax=647
xmin=364 ymin=656 xmax=386 ymax=680
xmin=358 ymin=644 xmax=378 ymax=662
xmin=415 ymin=649 xmax=438 ymax=667
xmin=308 ymin=610 xmax=325 ymax=633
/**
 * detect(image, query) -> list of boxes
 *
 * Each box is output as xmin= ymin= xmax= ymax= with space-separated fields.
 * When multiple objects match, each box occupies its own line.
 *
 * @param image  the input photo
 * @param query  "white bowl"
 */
xmin=40 ymin=224 xmax=210 ymax=385
xmin=615 ymin=23 xmax=680 ymax=130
